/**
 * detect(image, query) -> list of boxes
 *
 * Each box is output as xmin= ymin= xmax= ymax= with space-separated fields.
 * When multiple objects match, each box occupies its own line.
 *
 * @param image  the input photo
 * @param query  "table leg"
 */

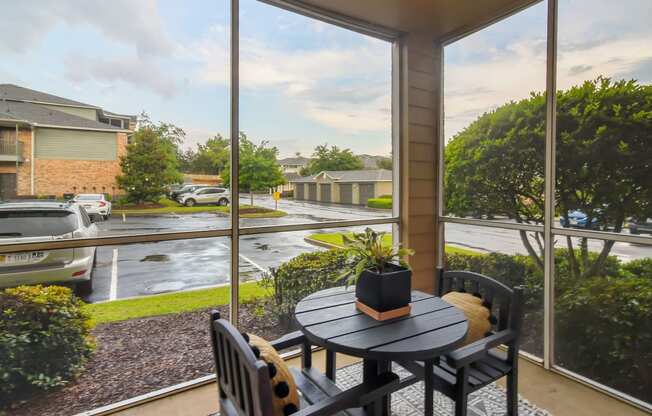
xmin=362 ymin=359 xmax=391 ymax=416
xmin=377 ymin=360 xmax=391 ymax=416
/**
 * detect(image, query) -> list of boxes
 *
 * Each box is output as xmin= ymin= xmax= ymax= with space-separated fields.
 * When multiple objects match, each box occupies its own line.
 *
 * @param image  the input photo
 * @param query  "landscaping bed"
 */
xmin=9 ymin=299 xmax=286 ymax=416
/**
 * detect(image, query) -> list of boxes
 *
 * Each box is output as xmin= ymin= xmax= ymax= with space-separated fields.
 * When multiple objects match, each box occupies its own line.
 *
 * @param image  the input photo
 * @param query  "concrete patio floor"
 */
xmin=111 ymin=351 xmax=646 ymax=416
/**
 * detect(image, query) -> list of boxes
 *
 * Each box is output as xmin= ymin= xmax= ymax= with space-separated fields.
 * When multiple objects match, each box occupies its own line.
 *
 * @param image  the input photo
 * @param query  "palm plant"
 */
xmin=340 ymin=228 xmax=413 ymax=285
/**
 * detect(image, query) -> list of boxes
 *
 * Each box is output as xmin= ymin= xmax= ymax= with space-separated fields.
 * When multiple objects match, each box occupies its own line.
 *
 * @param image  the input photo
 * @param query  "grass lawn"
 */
xmin=113 ymin=198 xmax=286 ymax=218
xmin=307 ymin=232 xmax=482 ymax=256
xmin=83 ymin=281 xmax=268 ymax=326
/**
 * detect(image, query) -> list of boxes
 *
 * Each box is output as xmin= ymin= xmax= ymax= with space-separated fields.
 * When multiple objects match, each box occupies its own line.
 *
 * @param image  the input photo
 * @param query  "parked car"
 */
xmin=0 ymin=201 xmax=98 ymax=295
xmin=179 ymin=187 xmax=230 ymax=207
xmin=171 ymin=184 xmax=211 ymax=201
xmin=560 ymin=210 xmax=600 ymax=229
xmin=629 ymin=218 xmax=652 ymax=235
xmin=72 ymin=193 xmax=112 ymax=220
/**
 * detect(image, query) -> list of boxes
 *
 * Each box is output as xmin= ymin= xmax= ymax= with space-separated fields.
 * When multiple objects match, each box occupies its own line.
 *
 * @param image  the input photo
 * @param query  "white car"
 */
xmin=73 ymin=193 xmax=112 ymax=220
xmin=0 ymin=201 xmax=98 ymax=295
xmin=179 ymin=187 xmax=230 ymax=207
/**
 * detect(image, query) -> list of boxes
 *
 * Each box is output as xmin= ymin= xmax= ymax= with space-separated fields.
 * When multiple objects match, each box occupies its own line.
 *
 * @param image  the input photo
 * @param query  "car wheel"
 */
xmin=185 ymin=198 xmax=196 ymax=207
xmin=74 ymin=255 xmax=95 ymax=297
xmin=218 ymin=198 xmax=229 ymax=206
xmin=102 ymin=214 xmax=109 ymax=221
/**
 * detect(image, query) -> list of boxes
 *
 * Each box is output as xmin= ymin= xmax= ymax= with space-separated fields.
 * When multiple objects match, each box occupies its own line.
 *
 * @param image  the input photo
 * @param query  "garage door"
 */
xmin=339 ymin=184 xmax=353 ymax=204
xmin=308 ymin=183 xmax=317 ymax=200
xmin=319 ymin=184 xmax=331 ymax=203
xmin=295 ymin=183 xmax=304 ymax=200
xmin=358 ymin=183 xmax=375 ymax=205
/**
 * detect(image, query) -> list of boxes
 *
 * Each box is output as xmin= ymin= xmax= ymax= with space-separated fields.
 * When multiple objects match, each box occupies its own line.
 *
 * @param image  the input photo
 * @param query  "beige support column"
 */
xmin=400 ymin=33 xmax=439 ymax=294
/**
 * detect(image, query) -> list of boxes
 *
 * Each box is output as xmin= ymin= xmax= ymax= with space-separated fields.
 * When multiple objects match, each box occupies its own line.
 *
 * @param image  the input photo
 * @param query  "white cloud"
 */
xmin=191 ymin=25 xmax=392 ymax=133
xmin=444 ymin=29 xmax=652 ymax=140
xmin=64 ymin=54 xmax=178 ymax=98
xmin=0 ymin=0 xmax=173 ymax=57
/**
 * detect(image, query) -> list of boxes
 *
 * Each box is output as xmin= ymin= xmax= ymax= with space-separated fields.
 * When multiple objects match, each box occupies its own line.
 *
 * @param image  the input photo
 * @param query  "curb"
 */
xmin=303 ymin=236 xmax=343 ymax=250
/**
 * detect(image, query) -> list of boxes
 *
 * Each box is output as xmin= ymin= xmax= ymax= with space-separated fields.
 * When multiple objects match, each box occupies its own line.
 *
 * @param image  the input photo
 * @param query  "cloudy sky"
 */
xmin=2 ymin=1 xmax=650 ymax=154
xmin=444 ymin=0 xmax=652 ymax=140
xmin=0 ymin=0 xmax=391 ymax=157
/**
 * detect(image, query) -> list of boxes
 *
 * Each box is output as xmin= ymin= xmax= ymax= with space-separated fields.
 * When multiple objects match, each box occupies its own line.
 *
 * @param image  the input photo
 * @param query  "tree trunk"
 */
xmin=519 ymin=230 xmax=544 ymax=271
xmin=250 ymin=192 xmax=254 ymax=206
xmin=566 ymin=236 xmax=581 ymax=280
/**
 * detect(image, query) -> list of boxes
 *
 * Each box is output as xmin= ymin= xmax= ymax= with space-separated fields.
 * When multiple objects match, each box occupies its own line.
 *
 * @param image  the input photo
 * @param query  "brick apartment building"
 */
xmin=0 ymin=84 xmax=135 ymax=199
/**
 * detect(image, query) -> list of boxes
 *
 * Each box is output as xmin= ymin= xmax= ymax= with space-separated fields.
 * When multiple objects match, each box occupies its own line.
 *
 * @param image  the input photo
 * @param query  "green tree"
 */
xmin=376 ymin=157 xmax=393 ymax=170
xmin=222 ymin=133 xmax=285 ymax=205
xmin=116 ymin=115 xmax=183 ymax=203
xmin=445 ymin=77 xmax=652 ymax=279
xmin=300 ymin=144 xmax=363 ymax=176
xmin=178 ymin=134 xmax=230 ymax=174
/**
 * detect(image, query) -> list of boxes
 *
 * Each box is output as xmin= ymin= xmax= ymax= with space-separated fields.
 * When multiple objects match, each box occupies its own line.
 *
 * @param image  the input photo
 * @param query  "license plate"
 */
xmin=0 ymin=251 xmax=45 ymax=265
xmin=84 ymin=205 xmax=93 ymax=209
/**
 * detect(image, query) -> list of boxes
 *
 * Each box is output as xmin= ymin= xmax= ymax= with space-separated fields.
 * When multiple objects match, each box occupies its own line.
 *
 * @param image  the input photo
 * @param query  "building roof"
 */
xmin=278 ymin=156 xmax=311 ymax=166
xmin=0 ymin=84 xmax=97 ymax=108
xmin=291 ymin=169 xmax=392 ymax=183
xmin=0 ymin=100 xmax=123 ymax=131
xmin=284 ymin=172 xmax=302 ymax=181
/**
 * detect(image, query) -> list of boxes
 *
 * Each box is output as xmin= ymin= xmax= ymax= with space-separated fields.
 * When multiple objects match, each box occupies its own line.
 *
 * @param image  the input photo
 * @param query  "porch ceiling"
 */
xmin=299 ymin=0 xmax=538 ymax=40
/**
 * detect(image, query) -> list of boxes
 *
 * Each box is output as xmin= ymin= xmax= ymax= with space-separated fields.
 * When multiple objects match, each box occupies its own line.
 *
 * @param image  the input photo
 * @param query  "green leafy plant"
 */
xmin=260 ymin=249 xmax=352 ymax=327
xmin=0 ymin=285 xmax=94 ymax=409
xmin=340 ymin=228 xmax=413 ymax=285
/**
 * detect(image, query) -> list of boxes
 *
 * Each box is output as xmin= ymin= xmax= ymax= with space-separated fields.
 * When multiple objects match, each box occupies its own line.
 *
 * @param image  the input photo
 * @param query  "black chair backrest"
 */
xmin=209 ymin=311 xmax=274 ymax=416
xmin=437 ymin=269 xmax=524 ymax=334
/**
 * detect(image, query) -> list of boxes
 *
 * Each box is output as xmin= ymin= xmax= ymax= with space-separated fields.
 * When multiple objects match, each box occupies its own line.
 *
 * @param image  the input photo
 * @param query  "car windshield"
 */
xmin=76 ymin=194 xmax=103 ymax=201
xmin=0 ymin=210 xmax=78 ymax=237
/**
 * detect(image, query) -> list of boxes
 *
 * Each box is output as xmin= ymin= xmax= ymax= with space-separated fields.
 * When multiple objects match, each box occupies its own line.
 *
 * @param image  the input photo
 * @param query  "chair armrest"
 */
xmin=292 ymin=372 xmax=399 ymax=416
xmin=446 ymin=330 xmax=516 ymax=369
xmin=270 ymin=331 xmax=306 ymax=350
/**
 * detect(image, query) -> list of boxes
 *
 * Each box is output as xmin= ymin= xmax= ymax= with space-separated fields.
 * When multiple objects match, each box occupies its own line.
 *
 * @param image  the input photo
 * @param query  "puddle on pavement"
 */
xmin=140 ymin=254 xmax=170 ymax=262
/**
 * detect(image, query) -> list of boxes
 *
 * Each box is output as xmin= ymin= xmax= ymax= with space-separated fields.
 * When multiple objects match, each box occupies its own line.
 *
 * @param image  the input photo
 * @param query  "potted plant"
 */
xmin=341 ymin=228 xmax=414 ymax=320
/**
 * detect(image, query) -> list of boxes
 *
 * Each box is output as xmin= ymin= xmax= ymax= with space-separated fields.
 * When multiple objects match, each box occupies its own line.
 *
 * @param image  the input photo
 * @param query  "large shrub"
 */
xmin=0 ymin=285 xmax=94 ymax=408
xmin=261 ymin=249 xmax=351 ymax=325
xmin=445 ymin=249 xmax=652 ymax=403
xmin=367 ymin=197 xmax=392 ymax=209
xmin=555 ymin=276 xmax=652 ymax=398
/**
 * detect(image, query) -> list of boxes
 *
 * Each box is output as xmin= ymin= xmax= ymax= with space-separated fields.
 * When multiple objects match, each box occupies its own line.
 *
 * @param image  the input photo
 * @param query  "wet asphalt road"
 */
xmin=86 ymin=195 xmax=650 ymax=302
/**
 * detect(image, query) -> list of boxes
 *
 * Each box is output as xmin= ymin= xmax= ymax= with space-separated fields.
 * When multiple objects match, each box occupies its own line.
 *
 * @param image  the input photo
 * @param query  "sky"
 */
xmin=2 ymin=1 xmax=650 ymax=154
xmin=0 ymin=0 xmax=392 ymax=157
xmin=444 ymin=0 xmax=652 ymax=140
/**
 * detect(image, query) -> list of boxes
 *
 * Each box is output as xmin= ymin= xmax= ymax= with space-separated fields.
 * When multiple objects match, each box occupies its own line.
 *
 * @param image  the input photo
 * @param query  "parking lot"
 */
xmin=0 ymin=194 xmax=627 ymax=302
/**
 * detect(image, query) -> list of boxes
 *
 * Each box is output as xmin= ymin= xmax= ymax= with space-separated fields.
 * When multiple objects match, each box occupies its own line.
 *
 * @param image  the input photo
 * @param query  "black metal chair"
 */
xmin=396 ymin=269 xmax=524 ymax=416
xmin=209 ymin=311 xmax=399 ymax=416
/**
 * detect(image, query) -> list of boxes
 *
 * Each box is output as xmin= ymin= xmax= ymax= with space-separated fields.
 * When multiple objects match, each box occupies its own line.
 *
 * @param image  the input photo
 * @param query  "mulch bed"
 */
xmin=10 ymin=300 xmax=287 ymax=416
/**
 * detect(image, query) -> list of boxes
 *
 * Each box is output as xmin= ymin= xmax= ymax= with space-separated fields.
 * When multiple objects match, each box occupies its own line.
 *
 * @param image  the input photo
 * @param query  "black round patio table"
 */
xmin=294 ymin=286 xmax=468 ymax=416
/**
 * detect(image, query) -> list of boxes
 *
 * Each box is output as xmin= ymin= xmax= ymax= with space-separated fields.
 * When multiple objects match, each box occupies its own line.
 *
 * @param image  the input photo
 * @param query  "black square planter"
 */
xmin=355 ymin=263 xmax=412 ymax=312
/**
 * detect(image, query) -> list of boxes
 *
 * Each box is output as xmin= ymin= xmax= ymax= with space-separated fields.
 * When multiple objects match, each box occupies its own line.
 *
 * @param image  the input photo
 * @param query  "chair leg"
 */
xmin=325 ymin=349 xmax=336 ymax=381
xmin=507 ymin=368 xmax=518 ymax=416
xmin=455 ymin=366 xmax=469 ymax=416
xmin=424 ymin=360 xmax=434 ymax=416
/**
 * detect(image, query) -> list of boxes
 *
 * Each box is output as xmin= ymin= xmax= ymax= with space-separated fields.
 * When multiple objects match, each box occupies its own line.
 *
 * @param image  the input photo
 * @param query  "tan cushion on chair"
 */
xmin=442 ymin=291 xmax=492 ymax=346
xmin=246 ymin=334 xmax=300 ymax=416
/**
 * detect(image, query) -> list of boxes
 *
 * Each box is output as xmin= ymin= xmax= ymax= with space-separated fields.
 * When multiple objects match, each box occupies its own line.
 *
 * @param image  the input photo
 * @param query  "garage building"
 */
xmin=291 ymin=169 xmax=392 ymax=205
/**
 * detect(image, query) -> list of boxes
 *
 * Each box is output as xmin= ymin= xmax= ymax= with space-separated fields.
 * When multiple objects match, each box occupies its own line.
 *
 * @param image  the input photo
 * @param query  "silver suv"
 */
xmin=179 ymin=187 xmax=230 ymax=207
xmin=0 ymin=201 xmax=98 ymax=295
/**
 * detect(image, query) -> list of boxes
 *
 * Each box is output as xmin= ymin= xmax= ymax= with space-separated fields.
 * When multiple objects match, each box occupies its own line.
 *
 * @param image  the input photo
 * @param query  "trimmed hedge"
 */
xmin=0 ymin=286 xmax=94 ymax=408
xmin=260 ymin=249 xmax=352 ymax=326
xmin=445 ymin=250 xmax=652 ymax=403
xmin=367 ymin=197 xmax=392 ymax=209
